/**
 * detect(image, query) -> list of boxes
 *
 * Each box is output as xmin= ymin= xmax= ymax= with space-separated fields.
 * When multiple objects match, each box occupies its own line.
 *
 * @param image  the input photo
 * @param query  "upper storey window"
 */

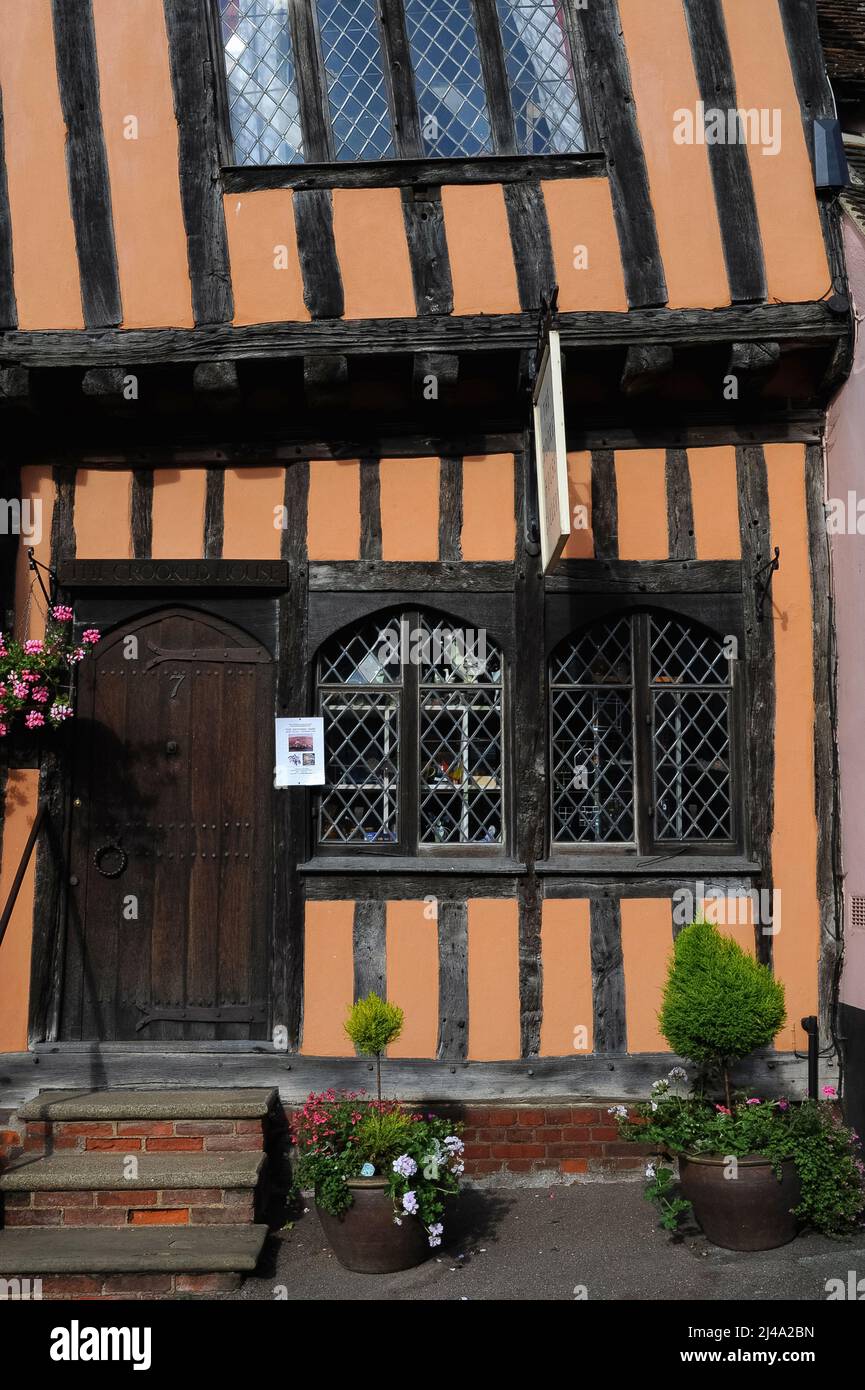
xmin=217 ymin=0 xmax=585 ymax=165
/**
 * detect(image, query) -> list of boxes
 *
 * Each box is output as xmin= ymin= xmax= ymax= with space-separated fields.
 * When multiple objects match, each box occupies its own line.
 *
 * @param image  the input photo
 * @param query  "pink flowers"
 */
xmin=24 ymin=711 xmax=45 ymax=729
xmin=82 ymin=629 xmax=101 ymax=645
xmin=51 ymin=606 xmax=73 ymax=622
xmin=745 ymin=1097 xmax=762 ymax=1106
xmin=23 ymin=638 xmax=44 ymax=654
xmin=822 ymin=1085 xmax=838 ymax=1100
xmin=715 ymin=1105 xmax=731 ymax=1115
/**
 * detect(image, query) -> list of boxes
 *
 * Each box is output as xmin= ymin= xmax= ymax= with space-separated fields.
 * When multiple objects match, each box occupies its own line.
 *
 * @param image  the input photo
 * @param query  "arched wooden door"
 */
xmin=59 ymin=607 xmax=273 ymax=1041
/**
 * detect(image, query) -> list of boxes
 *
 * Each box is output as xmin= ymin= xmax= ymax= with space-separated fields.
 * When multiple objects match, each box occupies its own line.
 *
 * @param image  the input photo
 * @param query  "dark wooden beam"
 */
xmin=130 ymin=470 xmax=153 ymax=560
xmin=203 ymin=468 xmax=224 ymax=559
xmin=621 ymin=343 xmax=673 ymax=396
xmin=288 ymin=0 xmax=332 ymax=163
xmin=303 ymin=353 xmax=348 ymax=408
xmin=504 ymin=182 xmax=556 ymax=313
xmin=472 ymin=0 xmax=516 ymax=154
xmin=590 ymin=449 xmax=618 ymax=560
xmin=0 ymin=367 xmax=29 ymax=402
xmin=573 ymin=0 xmax=667 ymax=307
xmin=682 ymin=0 xmax=767 ymax=304
xmin=0 ymin=83 xmax=17 ymax=329
xmin=412 ymin=352 xmax=459 ymax=399
xmin=1 ymin=303 xmax=841 ymax=367
xmin=223 ymin=152 xmax=607 ymax=194
xmin=162 ymin=0 xmax=233 ymax=325
xmin=359 ymin=459 xmax=382 ymax=562
xmin=193 ymin=360 xmax=240 ymax=400
xmin=437 ymin=901 xmax=469 ymax=1061
xmin=401 ymin=187 xmax=454 ymax=316
xmin=665 ymin=448 xmax=696 ymax=562
xmin=378 ymin=0 xmax=422 ymax=159
xmin=727 ymin=341 xmax=782 ymax=396
xmin=292 ymin=190 xmax=344 ymax=320
xmin=81 ymin=367 xmax=127 ymax=401
xmin=308 ymin=561 xmax=515 ymax=592
xmin=51 ymin=0 xmax=122 ymax=328
xmin=353 ymin=901 xmax=386 ymax=1004
xmin=547 ymin=559 xmax=742 ymax=594
xmin=438 ymin=456 xmax=463 ymax=562
xmin=590 ymin=898 xmax=626 ymax=1054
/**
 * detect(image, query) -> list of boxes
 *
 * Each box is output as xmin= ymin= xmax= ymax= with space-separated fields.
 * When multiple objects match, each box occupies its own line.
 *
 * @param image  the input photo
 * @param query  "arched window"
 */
xmin=316 ymin=610 xmax=505 ymax=852
xmin=550 ymin=612 xmax=738 ymax=852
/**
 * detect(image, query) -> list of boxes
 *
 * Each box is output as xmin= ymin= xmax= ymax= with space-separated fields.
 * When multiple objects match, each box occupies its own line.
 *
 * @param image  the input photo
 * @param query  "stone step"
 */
xmin=0 ymin=1150 xmax=265 ymax=1192
xmin=18 ymin=1088 xmax=277 ymax=1122
xmin=0 ymin=1224 xmax=269 ymax=1298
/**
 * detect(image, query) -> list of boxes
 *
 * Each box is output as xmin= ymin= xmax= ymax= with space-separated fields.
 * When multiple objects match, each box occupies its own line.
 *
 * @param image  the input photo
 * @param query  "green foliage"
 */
xmin=644 ymin=1163 xmax=692 ymax=1232
xmin=353 ymin=1109 xmax=414 ymax=1165
xmin=344 ymin=992 xmax=404 ymax=1057
xmin=659 ymin=920 xmax=786 ymax=1069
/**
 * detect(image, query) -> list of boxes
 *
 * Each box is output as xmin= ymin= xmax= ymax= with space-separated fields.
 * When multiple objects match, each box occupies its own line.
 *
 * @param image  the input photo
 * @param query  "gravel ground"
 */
xmin=226 ymin=1182 xmax=865 ymax=1302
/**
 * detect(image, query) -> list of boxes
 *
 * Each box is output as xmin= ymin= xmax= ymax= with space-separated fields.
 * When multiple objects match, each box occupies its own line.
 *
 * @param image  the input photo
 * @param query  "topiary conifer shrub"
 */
xmin=344 ymin=992 xmax=404 ymax=1105
xmin=659 ymin=919 xmax=786 ymax=1110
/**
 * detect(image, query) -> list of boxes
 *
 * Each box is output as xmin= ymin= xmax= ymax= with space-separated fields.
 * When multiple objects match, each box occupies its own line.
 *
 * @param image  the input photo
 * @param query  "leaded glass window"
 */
xmin=316 ymin=611 xmax=505 ymax=852
xmin=219 ymin=0 xmax=304 ymax=165
xmin=550 ymin=613 xmax=736 ymax=851
xmin=404 ymin=0 xmax=493 ymax=156
xmin=316 ymin=0 xmax=396 ymax=160
xmin=496 ymin=0 xmax=584 ymax=154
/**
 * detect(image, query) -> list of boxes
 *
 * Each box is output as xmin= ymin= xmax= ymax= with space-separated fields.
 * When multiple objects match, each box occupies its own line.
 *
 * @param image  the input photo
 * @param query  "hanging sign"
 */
xmin=274 ymin=716 xmax=325 ymax=787
xmin=532 ymin=326 xmax=570 ymax=573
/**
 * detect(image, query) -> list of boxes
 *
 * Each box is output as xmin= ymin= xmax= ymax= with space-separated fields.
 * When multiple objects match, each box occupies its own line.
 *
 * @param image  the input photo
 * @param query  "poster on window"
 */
xmin=274 ymin=717 xmax=325 ymax=787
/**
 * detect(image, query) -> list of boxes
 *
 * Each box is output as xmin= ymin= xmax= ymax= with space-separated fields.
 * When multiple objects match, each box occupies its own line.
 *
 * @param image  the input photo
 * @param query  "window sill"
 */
xmin=536 ymin=855 xmax=761 ymax=876
xmin=299 ymin=856 xmax=527 ymax=875
xmin=222 ymin=151 xmax=606 ymax=194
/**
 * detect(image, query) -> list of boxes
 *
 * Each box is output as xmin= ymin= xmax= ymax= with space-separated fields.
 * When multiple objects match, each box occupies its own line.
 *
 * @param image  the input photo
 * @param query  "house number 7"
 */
xmin=169 ymin=672 xmax=185 ymax=699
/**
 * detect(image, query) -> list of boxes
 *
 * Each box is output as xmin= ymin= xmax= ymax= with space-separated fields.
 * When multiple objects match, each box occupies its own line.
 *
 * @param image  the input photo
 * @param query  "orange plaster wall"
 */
xmin=0 ymin=0 xmax=83 ymax=328
xmin=460 ymin=455 xmax=515 ymax=561
xmin=379 ymin=458 xmax=439 ymax=561
xmin=222 ymin=468 xmax=285 ymax=559
xmin=689 ymin=447 xmax=742 ymax=560
xmin=618 ymin=0 xmax=729 ymax=309
xmin=614 ymin=450 xmax=669 ymax=560
xmin=467 ymin=898 xmax=520 ymax=1060
xmin=150 ymin=470 xmax=207 ymax=558
xmin=539 ymin=899 xmax=593 ymax=1056
xmin=440 ymin=185 xmax=520 ymax=315
xmin=92 ymin=0 xmax=192 ymax=328
xmin=620 ymin=899 xmax=674 ymax=1052
xmin=542 ymin=179 xmax=629 ymax=311
xmin=698 ymin=893 xmax=756 ymax=957
xmin=300 ymin=901 xmax=355 ymax=1056
xmin=306 ymin=459 xmax=360 ymax=560
xmin=722 ymin=0 xmax=831 ymax=302
xmin=331 ymin=187 xmax=415 ymax=319
xmin=15 ymin=467 xmax=55 ymax=641
xmin=386 ymin=900 xmax=439 ymax=1059
xmin=765 ymin=443 xmax=820 ymax=1042
xmin=562 ymin=451 xmax=593 ymax=559
xmin=74 ymin=470 xmax=133 ymax=560
xmin=224 ymin=191 xmax=309 ymax=326
xmin=0 ymin=769 xmax=40 ymax=1050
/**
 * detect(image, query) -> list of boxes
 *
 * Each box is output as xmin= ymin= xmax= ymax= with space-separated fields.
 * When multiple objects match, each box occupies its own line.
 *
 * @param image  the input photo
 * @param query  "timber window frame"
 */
xmin=209 ymin=0 xmax=588 ymax=169
xmin=548 ymin=607 xmax=746 ymax=860
xmin=313 ymin=607 xmax=508 ymax=857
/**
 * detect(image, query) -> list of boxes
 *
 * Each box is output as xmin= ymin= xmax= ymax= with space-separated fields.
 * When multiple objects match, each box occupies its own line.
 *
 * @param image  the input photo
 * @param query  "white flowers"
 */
xmin=607 ymin=1104 xmax=629 ymax=1118
xmin=392 ymin=1154 xmax=418 ymax=1178
xmin=645 ymin=1163 xmax=657 ymax=1180
xmin=427 ymin=1222 xmax=444 ymax=1248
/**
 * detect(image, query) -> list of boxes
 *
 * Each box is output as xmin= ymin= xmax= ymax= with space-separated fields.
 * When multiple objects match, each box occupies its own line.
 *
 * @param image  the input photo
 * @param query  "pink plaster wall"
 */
xmin=828 ymin=216 xmax=865 ymax=1011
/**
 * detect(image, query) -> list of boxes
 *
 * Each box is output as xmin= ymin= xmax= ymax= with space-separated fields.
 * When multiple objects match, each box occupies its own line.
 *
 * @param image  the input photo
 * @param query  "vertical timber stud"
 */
xmin=288 ymin=0 xmax=333 ymax=162
xmin=131 ymin=471 xmax=154 ymax=560
xmin=590 ymin=898 xmax=626 ymax=1054
xmin=51 ymin=0 xmax=122 ymax=327
xmin=573 ymin=0 xmax=667 ymax=307
xmin=590 ymin=450 xmax=619 ymax=559
xmin=203 ymin=470 xmax=225 ymax=560
xmin=665 ymin=448 xmax=696 ymax=561
xmin=438 ymin=457 xmax=463 ymax=562
xmin=293 ymin=191 xmax=344 ymax=319
xmin=359 ymin=460 xmax=383 ymax=562
xmin=736 ymin=445 xmax=776 ymax=969
xmin=805 ymin=443 xmax=843 ymax=1047
xmin=0 ymin=84 xmax=17 ymax=328
xmin=515 ymin=444 xmax=544 ymax=1058
xmin=28 ymin=469 xmax=77 ymax=1044
xmin=163 ymin=0 xmax=233 ymax=325
xmin=682 ymin=0 xmax=767 ymax=304
xmin=437 ymin=900 xmax=469 ymax=1061
xmin=401 ymin=188 xmax=454 ymax=317
xmin=504 ymin=183 xmax=556 ymax=313
xmin=378 ymin=0 xmax=423 ymax=159
xmin=274 ymin=461 xmax=309 ymax=1050
xmin=353 ymin=901 xmax=387 ymax=1004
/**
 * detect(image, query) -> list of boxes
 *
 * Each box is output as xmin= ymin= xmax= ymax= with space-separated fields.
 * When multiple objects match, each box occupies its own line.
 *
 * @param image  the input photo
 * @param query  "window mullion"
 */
xmin=470 ymin=0 xmax=517 ymax=154
xmin=377 ymin=0 xmax=423 ymax=157
xmin=289 ymin=0 xmax=334 ymax=162
xmin=403 ymin=611 xmax=421 ymax=851
xmin=632 ymin=615 xmax=654 ymax=854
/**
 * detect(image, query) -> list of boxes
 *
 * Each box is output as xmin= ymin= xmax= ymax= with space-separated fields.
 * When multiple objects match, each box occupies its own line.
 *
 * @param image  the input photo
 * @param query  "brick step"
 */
xmin=0 ymin=1151 xmax=265 ymax=1228
xmin=18 ymin=1088 xmax=277 ymax=1122
xmin=0 ymin=1224 xmax=268 ymax=1299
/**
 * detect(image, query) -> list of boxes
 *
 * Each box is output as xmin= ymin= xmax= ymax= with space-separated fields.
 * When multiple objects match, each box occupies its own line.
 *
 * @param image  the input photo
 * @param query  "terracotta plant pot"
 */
xmin=316 ymin=1177 xmax=430 ymax=1273
xmin=678 ymin=1153 xmax=801 ymax=1251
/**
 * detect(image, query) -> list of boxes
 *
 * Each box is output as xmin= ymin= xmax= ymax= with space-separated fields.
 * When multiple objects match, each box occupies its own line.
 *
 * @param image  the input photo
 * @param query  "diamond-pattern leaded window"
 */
xmin=550 ymin=613 xmax=737 ymax=851
xmin=316 ymin=611 xmax=505 ymax=852
xmin=217 ymin=1 xmax=585 ymax=165
xmin=219 ymin=0 xmax=304 ymax=166
xmin=496 ymin=0 xmax=584 ymax=154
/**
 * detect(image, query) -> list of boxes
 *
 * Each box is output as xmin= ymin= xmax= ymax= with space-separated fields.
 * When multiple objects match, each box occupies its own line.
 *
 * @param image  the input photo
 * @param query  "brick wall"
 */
xmin=20 ymin=1117 xmax=264 ymax=1153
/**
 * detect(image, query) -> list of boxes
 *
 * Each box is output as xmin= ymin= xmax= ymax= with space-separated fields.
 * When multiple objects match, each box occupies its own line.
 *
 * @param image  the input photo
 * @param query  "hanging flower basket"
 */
xmin=0 ymin=607 xmax=100 ymax=741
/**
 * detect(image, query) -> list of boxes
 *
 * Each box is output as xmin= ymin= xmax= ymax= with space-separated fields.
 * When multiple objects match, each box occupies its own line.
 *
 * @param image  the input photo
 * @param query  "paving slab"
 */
xmin=226 ymin=1182 xmax=865 ymax=1302
xmin=0 ymin=1150 xmax=265 ymax=1191
xmin=17 ymin=1089 xmax=276 ymax=1121
xmin=0 ymin=1224 xmax=268 ymax=1273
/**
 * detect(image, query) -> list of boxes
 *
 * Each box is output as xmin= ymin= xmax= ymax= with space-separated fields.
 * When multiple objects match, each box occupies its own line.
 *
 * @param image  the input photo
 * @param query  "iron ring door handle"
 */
xmin=93 ymin=842 xmax=128 ymax=878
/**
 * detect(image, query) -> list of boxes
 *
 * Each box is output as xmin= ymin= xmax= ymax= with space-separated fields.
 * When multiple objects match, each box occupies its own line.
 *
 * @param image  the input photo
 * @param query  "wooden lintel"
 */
xmin=621 ymin=343 xmax=674 ymax=395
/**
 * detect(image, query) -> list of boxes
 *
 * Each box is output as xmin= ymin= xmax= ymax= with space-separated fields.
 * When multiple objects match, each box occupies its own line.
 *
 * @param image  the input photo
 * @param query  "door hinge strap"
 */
xmin=143 ymin=642 xmax=268 ymax=671
xmin=136 ymin=1005 xmax=266 ymax=1031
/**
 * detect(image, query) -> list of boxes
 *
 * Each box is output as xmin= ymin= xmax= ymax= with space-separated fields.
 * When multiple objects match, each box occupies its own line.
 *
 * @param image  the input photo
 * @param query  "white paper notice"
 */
xmin=274 ymin=716 xmax=326 ymax=787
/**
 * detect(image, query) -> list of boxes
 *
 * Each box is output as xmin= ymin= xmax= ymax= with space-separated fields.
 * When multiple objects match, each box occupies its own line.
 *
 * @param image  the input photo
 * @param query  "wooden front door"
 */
xmin=60 ymin=607 xmax=273 ymax=1041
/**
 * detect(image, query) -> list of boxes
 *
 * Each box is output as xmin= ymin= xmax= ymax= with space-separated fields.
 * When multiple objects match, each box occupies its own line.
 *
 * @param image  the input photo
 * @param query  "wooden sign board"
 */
xmin=532 ymin=328 xmax=570 ymax=573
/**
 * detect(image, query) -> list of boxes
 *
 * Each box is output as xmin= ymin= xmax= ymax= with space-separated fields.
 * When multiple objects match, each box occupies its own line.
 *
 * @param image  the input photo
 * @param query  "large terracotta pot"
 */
xmin=678 ymin=1153 xmax=800 ymax=1251
xmin=316 ymin=1177 xmax=430 ymax=1273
